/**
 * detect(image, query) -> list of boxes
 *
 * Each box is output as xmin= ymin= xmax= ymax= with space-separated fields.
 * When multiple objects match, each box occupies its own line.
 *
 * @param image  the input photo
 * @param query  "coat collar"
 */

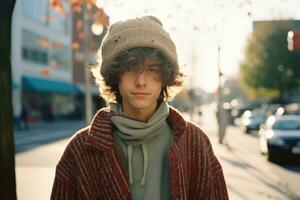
xmin=85 ymin=106 xmax=187 ymax=152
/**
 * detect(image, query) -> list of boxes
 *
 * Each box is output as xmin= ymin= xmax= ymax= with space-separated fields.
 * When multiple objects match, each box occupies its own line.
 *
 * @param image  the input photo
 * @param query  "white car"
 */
xmin=259 ymin=115 xmax=300 ymax=162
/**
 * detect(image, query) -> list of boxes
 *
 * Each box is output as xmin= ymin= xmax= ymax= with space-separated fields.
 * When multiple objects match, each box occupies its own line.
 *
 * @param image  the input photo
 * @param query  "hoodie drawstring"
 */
xmin=127 ymin=144 xmax=148 ymax=186
xmin=141 ymin=143 xmax=148 ymax=186
xmin=127 ymin=145 xmax=133 ymax=184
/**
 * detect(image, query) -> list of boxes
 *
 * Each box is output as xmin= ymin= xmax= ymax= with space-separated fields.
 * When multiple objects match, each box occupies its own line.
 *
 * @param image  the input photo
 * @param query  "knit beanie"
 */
xmin=99 ymin=15 xmax=179 ymax=77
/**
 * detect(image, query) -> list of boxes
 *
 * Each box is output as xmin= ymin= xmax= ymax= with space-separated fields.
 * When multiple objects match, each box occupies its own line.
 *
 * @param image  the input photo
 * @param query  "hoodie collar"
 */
xmin=85 ymin=106 xmax=187 ymax=152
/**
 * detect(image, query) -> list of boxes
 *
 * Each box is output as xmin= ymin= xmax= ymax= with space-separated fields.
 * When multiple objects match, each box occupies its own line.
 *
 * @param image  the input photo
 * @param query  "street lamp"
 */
xmin=91 ymin=23 xmax=103 ymax=36
xmin=82 ymin=5 xmax=93 ymax=125
xmin=82 ymin=5 xmax=105 ymax=125
xmin=95 ymin=0 xmax=105 ymax=9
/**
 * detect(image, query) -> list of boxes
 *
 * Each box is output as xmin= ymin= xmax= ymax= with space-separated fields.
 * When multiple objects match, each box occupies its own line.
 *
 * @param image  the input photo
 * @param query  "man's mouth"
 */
xmin=132 ymin=92 xmax=150 ymax=97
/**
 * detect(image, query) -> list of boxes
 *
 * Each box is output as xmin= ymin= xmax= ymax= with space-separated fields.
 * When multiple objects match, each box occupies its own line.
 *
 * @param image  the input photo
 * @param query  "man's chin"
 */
xmin=131 ymin=103 xmax=150 ymax=110
xmin=130 ymin=101 xmax=155 ymax=110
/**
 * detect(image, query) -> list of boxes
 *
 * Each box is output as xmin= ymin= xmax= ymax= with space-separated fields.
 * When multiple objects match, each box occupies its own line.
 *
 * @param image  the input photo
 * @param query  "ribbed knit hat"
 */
xmin=99 ymin=15 xmax=178 ymax=77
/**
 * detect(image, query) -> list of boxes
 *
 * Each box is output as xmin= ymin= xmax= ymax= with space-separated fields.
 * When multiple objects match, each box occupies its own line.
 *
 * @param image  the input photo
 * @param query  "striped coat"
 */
xmin=51 ymin=106 xmax=228 ymax=200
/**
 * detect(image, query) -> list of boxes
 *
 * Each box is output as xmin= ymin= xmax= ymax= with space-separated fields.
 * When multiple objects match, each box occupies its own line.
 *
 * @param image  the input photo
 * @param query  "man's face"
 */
xmin=119 ymin=56 xmax=163 ymax=118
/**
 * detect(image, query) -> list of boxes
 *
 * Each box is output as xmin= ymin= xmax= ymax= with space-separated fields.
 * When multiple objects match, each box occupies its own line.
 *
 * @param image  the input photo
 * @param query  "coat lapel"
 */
xmin=85 ymin=108 xmax=132 ymax=199
xmin=168 ymin=107 xmax=189 ymax=200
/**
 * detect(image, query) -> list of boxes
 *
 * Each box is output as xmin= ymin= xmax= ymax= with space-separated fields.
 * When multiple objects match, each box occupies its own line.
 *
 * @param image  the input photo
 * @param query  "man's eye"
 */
xmin=127 ymin=68 xmax=135 ymax=72
xmin=147 ymin=67 xmax=160 ymax=73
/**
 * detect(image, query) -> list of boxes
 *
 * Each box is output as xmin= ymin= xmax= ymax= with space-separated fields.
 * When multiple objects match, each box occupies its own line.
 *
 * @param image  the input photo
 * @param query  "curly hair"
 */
xmin=92 ymin=47 xmax=184 ymax=104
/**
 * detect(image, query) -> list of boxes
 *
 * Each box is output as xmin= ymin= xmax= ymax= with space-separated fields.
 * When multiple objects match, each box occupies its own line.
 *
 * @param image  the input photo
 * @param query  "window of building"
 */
xmin=22 ymin=0 xmax=70 ymax=35
xmin=49 ymin=41 xmax=70 ymax=70
xmin=22 ymin=0 xmax=48 ymax=25
xmin=22 ymin=29 xmax=48 ymax=65
xmin=48 ymin=1 xmax=70 ymax=35
xmin=22 ymin=29 xmax=70 ymax=70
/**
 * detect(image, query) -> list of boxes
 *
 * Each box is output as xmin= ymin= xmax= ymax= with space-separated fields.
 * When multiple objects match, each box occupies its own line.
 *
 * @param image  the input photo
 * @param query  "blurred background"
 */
xmin=4 ymin=0 xmax=300 ymax=199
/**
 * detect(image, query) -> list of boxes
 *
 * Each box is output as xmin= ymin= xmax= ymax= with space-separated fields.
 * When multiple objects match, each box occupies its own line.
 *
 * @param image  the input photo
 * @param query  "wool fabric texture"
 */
xmin=99 ymin=15 xmax=179 ymax=77
xmin=110 ymin=101 xmax=169 ymax=145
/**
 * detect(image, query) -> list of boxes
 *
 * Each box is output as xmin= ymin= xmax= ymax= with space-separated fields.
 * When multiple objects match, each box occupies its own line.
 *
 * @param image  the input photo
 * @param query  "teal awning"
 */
xmin=22 ymin=76 xmax=80 ymax=95
xmin=12 ymin=80 xmax=17 ymax=89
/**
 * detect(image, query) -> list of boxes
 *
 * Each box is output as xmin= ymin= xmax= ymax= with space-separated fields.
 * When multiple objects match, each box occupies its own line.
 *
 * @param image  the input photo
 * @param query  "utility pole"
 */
xmin=216 ymin=45 xmax=225 ymax=144
xmin=217 ymin=45 xmax=222 ymax=104
xmin=83 ymin=4 xmax=93 ymax=125
xmin=82 ymin=4 xmax=107 ymax=125
xmin=0 ymin=0 xmax=17 ymax=199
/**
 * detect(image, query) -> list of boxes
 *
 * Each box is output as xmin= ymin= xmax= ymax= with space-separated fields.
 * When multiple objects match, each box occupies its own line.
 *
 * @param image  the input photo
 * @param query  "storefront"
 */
xmin=22 ymin=76 xmax=80 ymax=122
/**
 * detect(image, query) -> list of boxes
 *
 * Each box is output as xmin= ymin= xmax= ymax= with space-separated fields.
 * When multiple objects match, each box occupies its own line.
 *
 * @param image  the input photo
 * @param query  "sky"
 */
xmin=97 ymin=0 xmax=300 ymax=93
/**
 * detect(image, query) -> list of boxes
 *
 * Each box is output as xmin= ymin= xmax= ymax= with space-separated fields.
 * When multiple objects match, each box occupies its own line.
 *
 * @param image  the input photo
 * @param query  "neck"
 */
xmin=123 ymin=104 xmax=158 ymax=122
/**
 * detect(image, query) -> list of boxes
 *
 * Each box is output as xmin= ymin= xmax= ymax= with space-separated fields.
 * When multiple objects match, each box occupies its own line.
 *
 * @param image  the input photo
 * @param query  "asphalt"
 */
xmin=14 ymin=119 xmax=85 ymax=153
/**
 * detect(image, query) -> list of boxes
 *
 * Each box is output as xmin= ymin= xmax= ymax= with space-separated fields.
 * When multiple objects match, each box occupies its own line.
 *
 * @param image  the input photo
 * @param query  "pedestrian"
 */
xmin=20 ymin=103 xmax=29 ymax=130
xmin=217 ymin=104 xmax=229 ymax=144
xmin=51 ymin=16 xmax=228 ymax=200
xmin=44 ymin=102 xmax=53 ymax=121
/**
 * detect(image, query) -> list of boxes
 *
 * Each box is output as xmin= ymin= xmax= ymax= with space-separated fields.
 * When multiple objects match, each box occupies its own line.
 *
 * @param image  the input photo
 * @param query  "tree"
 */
xmin=0 ymin=0 xmax=17 ymax=199
xmin=240 ymin=20 xmax=300 ymax=102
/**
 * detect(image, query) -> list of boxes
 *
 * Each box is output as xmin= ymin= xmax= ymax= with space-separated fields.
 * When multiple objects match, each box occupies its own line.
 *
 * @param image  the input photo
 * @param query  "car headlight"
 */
xmin=268 ymin=136 xmax=285 ymax=146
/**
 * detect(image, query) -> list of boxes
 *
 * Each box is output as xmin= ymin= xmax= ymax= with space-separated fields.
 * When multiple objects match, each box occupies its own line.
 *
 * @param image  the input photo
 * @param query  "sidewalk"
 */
xmin=16 ymin=138 xmax=71 ymax=200
xmin=15 ymin=119 xmax=85 ymax=200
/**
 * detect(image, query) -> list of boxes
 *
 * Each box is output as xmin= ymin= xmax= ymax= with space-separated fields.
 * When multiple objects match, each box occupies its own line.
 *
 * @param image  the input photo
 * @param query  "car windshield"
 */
xmin=272 ymin=119 xmax=300 ymax=130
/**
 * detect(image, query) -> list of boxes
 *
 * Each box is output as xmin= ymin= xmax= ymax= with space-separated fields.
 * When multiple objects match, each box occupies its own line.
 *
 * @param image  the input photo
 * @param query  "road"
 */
xmin=197 ymin=106 xmax=300 ymax=199
xmin=14 ymin=119 xmax=85 ymax=153
xmin=14 ymin=108 xmax=300 ymax=200
xmin=218 ymin=126 xmax=300 ymax=199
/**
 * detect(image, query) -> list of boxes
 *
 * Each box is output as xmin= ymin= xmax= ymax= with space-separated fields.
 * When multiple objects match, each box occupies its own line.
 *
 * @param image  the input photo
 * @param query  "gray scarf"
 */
xmin=110 ymin=102 xmax=169 ymax=185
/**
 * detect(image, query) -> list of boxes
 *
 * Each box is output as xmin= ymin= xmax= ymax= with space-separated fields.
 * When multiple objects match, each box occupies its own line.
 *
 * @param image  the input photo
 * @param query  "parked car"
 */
xmin=283 ymin=103 xmax=300 ymax=116
xmin=259 ymin=115 xmax=300 ymax=162
xmin=240 ymin=110 xmax=267 ymax=133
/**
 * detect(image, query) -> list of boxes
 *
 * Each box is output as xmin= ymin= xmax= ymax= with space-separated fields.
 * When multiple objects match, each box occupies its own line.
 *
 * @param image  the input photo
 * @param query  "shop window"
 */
xmin=22 ymin=29 xmax=48 ymax=65
xmin=22 ymin=47 xmax=29 ymax=60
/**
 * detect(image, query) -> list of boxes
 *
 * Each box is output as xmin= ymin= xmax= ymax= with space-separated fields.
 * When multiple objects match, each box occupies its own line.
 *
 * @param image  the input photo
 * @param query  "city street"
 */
xmin=4 ymin=1 xmax=300 ymax=200
xmin=15 ymin=108 xmax=300 ymax=200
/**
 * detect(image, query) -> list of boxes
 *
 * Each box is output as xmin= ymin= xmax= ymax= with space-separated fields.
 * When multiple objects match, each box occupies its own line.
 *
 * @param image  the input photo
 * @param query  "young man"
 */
xmin=51 ymin=16 xmax=228 ymax=200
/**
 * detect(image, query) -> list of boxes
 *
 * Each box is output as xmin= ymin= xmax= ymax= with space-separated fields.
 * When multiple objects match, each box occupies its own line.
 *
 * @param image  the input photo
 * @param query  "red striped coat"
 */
xmin=51 ymin=106 xmax=228 ymax=200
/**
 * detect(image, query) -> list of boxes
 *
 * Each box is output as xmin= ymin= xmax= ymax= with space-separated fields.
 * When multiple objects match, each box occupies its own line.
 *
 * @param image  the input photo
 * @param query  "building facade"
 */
xmin=12 ymin=0 xmax=77 ymax=122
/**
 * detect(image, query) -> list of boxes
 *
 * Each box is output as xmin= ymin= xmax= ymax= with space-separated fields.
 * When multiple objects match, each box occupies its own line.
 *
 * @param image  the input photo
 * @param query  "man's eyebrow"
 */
xmin=147 ymin=63 xmax=161 ymax=67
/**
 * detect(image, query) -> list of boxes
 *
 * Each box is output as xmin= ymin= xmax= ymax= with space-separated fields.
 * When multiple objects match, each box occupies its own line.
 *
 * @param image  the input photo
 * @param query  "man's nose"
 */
xmin=135 ymin=70 xmax=147 ymax=86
